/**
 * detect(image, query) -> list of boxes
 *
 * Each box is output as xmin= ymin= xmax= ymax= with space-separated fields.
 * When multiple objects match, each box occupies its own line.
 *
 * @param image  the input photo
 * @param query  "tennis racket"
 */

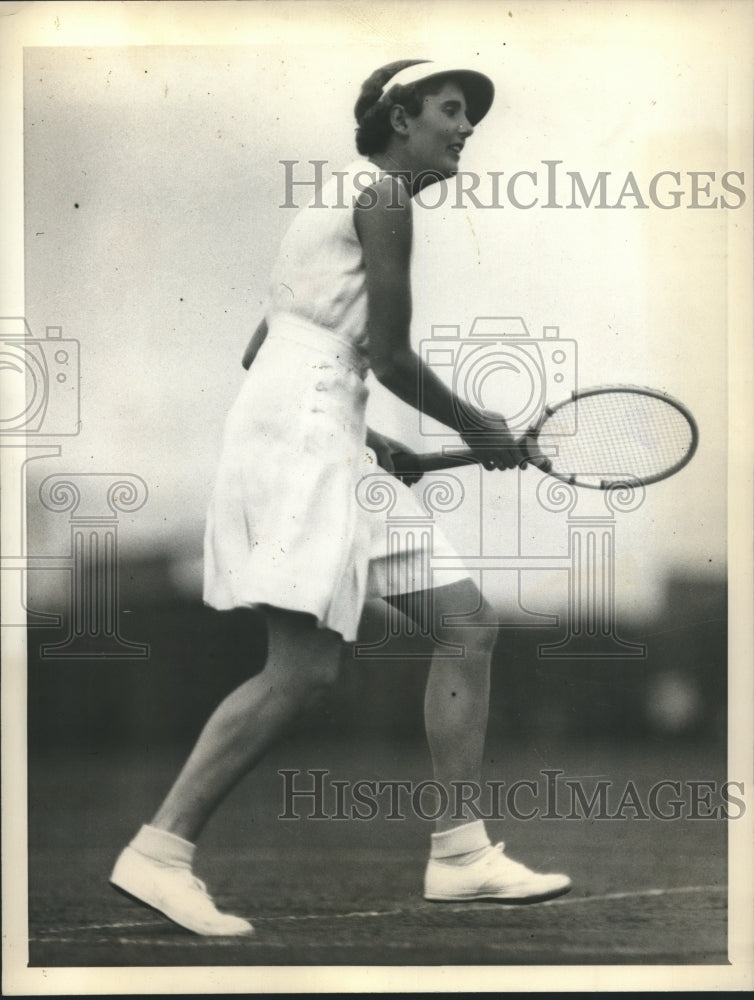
xmin=391 ymin=385 xmax=699 ymax=490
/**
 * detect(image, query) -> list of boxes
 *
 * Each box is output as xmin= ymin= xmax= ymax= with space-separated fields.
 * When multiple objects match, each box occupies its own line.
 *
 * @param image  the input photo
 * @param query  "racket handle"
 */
xmin=391 ymin=449 xmax=479 ymax=474
xmin=391 ymin=442 xmax=550 ymax=476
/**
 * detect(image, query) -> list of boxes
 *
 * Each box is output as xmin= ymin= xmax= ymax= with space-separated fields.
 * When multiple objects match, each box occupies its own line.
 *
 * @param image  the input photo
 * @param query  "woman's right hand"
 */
xmin=459 ymin=407 xmax=523 ymax=471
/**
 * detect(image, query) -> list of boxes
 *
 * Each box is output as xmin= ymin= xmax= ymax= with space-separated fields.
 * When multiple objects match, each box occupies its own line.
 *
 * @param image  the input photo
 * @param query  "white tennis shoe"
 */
xmin=424 ymin=842 xmax=572 ymax=903
xmin=110 ymin=845 xmax=253 ymax=936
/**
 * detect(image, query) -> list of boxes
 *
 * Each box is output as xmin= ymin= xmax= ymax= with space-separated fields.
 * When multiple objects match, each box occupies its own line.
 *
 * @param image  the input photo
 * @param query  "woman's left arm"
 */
xmin=242 ymin=318 xmax=269 ymax=370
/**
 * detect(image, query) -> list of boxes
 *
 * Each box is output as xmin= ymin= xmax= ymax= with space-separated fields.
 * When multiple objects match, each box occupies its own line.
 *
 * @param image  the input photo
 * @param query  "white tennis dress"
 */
xmin=203 ymin=160 xmax=469 ymax=640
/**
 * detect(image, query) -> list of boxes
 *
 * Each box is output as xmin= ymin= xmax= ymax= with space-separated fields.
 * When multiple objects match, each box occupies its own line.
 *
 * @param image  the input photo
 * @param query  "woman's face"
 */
xmin=402 ymin=79 xmax=475 ymax=179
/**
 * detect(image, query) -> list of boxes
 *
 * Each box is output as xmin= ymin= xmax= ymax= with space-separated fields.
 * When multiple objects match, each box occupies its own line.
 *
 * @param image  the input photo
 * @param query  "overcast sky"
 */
xmin=9 ymin=1 xmax=752 ymax=617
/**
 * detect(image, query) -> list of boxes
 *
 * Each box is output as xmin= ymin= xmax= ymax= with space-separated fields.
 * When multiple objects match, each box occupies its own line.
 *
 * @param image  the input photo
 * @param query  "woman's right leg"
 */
xmin=110 ymin=607 xmax=342 ymax=934
xmin=151 ymin=607 xmax=343 ymax=842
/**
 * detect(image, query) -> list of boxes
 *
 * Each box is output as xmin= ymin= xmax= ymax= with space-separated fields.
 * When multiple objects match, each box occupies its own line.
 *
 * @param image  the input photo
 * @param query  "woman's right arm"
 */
xmin=354 ymin=177 xmax=519 ymax=469
xmin=242 ymin=317 xmax=269 ymax=370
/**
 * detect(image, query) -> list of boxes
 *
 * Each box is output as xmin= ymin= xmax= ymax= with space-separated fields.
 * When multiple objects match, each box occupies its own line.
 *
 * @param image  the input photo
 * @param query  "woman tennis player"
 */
xmin=110 ymin=59 xmax=571 ymax=935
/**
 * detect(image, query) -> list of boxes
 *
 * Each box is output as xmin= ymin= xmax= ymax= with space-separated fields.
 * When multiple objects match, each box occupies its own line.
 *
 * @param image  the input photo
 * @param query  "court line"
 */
xmin=30 ymin=884 xmax=725 ymax=941
xmin=251 ymin=884 xmax=726 ymax=921
xmin=541 ymin=884 xmax=726 ymax=907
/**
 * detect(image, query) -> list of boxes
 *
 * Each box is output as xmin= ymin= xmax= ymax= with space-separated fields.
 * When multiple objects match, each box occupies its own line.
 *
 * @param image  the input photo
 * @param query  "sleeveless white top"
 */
xmin=266 ymin=159 xmax=388 ymax=364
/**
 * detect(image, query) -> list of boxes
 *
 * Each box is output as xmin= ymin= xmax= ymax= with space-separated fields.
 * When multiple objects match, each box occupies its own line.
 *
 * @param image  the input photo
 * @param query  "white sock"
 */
xmin=430 ymin=820 xmax=491 ymax=866
xmin=130 ymin=824 xmax=195 ymax=869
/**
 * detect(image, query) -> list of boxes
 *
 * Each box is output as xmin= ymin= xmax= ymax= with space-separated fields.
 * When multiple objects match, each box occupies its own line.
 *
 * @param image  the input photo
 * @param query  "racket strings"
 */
xmin=541 ymin=392 xmax=695 ymax=486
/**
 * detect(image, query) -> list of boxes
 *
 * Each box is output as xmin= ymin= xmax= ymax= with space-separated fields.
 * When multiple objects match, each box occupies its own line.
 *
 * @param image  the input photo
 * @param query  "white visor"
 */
xmin=378 ymin=60 xmax=495 ymax=125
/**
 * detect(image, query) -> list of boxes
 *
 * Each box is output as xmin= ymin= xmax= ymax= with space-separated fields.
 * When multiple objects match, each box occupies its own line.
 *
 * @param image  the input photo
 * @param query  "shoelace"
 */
xmin=485 ymin=842 xmax=531 ymax=876
xmin=187 ymin=874 xmax=212 ymax=899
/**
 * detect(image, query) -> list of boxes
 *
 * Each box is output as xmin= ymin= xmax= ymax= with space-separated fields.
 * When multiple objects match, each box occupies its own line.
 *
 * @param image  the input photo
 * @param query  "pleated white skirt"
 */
xmin=203 ymin=313 xmax=469 ymax=641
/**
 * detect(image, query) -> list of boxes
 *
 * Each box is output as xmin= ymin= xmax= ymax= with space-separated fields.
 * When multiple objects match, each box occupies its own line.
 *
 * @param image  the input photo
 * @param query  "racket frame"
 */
xmin=390 ymin=384 xmax=699 ymax=490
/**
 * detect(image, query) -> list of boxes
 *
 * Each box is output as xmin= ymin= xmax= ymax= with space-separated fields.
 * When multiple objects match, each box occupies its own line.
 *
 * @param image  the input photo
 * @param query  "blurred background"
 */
xmin=27 ymin=554 xmax=725 ymax=749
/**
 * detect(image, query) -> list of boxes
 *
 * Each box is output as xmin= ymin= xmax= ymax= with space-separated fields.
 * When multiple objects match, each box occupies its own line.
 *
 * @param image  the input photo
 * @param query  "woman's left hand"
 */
xmin=367 ymin=430 xmax=422 ymax=485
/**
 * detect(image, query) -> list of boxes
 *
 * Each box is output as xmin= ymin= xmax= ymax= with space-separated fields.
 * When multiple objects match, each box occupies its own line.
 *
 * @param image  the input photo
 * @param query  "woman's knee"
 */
xmin=264 ymin=608 xmax=342 ymax=696
xmin=262 ymin=649 xmax=340 ymax=704
xmin=300 ymin=651 xmax=341 ymax=692
xmin=432 ymin=581 xmax=499 ymax=655
xmin=386 ymin=579 xmax=498 ymax=655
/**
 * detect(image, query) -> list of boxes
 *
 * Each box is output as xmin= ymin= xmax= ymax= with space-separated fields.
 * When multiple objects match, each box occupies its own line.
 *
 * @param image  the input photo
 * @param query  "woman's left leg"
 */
xmin=386 ymin=577 xmax=572 ymax=903
xmin=385 ymin=577 xmax=495 ymax=829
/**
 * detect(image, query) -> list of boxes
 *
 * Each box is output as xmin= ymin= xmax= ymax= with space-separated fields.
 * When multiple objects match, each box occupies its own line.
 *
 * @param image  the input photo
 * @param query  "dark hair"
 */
xmin=354 ymin=60 xmax=454 ymax=156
